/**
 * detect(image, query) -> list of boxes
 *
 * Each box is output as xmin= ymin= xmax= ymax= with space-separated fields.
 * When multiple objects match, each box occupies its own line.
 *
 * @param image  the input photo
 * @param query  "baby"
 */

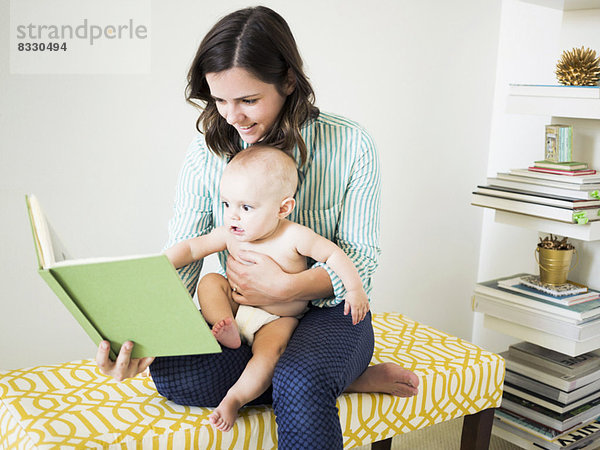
xmin=165 ymin=145 xmax=369 ymax=431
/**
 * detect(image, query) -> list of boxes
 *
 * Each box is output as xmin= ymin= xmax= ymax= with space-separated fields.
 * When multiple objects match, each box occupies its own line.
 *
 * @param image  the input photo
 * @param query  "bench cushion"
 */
xmin=0 ymin=313 xmax=504 ymax=449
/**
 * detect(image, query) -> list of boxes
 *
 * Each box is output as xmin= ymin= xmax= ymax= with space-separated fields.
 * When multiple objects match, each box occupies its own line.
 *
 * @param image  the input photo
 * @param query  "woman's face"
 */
xmin=206 ymin=67 xmax=291 ymax=145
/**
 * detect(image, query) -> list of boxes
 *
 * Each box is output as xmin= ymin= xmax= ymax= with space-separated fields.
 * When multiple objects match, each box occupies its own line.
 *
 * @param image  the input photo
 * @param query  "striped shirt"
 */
xmin=166 ymin=111 xmax=381 ymax=307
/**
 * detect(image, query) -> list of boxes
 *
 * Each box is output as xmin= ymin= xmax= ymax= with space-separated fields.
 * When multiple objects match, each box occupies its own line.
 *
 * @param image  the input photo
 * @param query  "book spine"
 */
xmin=528 ymin=167 xmax=596 ymax=176
xmin=509 ymin=346 xmax=598 ymax=373
xmin=533 ymin=163 xmax=588 ymax=171
xmin=496 ymin=409 xmax=561 ymax=440
xmin=568 ymin=127 xmax=573 ymax=161
xmin=555 ymin=126 xmax=573 ymax=163
xmin=554 ymin=419 xmax=600 ymax=447
xmin=560 ymin=128 xmax=568 ymax=162
xmin=560 ymin=128 xmax=564 ymax=162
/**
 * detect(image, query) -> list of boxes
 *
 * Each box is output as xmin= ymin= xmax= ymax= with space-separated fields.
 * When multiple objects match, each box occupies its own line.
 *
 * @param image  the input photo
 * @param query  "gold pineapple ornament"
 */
xmin=556 ymin=46 xmax=600 ymax=86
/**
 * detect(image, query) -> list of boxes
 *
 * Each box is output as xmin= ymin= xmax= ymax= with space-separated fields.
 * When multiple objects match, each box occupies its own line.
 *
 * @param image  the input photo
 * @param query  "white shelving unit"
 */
xmin=480 ymin=0 xmax=600 ymax=347
xmin=485 ymin=83 xmax=600 ymax=344
xmin=478 ymin=1 xmax=600 ymax=446
xmin=474 ymin=0 xmax=600 ymax=351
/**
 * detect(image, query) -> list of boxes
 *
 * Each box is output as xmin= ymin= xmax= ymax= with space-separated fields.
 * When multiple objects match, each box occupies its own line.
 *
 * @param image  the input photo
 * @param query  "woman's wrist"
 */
xmin=282 ymin=267 xmax=334 ymax=302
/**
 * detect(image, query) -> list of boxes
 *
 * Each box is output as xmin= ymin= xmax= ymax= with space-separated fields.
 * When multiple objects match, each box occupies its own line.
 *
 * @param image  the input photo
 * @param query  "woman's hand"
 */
xmin=226 ymin=250 xmax=293 ymax=306
xmin=95 ymin=341 xmax=155 ymax=382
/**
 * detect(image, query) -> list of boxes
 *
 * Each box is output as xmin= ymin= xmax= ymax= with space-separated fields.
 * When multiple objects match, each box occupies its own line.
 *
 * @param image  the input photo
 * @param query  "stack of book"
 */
xmin=495 ymin=342 xmax=600 ymax=449
xmin=473 ymin=274 xmax=600 ymax=356
xmin=495 ymin=411 xmax=600 ymax=449
xmin=471 ymin=164 xmax=600 ymax=225
xmin=530 ymin=160 xmax=596 ymax=177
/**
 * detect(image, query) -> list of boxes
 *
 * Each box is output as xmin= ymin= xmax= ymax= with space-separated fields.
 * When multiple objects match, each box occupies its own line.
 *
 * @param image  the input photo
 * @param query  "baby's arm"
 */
xmin=164 ymin=226 xmax=228 ymax=269
xmin=293 ymin=225 xmax=369 ymax=325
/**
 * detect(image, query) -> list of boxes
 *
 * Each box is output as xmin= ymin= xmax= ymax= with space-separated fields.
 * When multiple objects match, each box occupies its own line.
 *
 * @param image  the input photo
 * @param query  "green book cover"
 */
xmin=534 ymin=160 xmax=588 ymax=169
xmin=26 ymin=195 xmax=221 ymax=360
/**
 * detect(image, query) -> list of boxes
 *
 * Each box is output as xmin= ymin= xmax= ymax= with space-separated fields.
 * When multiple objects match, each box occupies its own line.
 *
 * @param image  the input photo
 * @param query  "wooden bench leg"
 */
xmin=460 ymin=408 xmax=495 ymax=450
xmin=371 ymin=437 xmax=392 ymax=450
xmin=370 ymin=408 xmax=495 ymax=450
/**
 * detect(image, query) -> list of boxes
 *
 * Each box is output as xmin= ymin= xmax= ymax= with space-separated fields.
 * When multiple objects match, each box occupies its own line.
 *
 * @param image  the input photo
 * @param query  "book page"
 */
xmin=48 ymin=221 xmax=70 ymax=265
xmin=27 ymin=195 xmax=55 ymax=269
xmin=52 ymin=253 xmax=162 ymax=267
xmin=27 ymin=195 xmax=72 ymax=269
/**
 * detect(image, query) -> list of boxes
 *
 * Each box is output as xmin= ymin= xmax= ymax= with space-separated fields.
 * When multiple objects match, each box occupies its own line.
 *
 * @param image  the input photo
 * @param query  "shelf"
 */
xmin=520 ymin=0 xmax=600 ymax=11
xmin=483 ymin=314 xmax=598 ymax=356
xmin=494 ymin=210 xmax=600 ymax=241
xmin=507 ymin=85 xmax=600 ymax=119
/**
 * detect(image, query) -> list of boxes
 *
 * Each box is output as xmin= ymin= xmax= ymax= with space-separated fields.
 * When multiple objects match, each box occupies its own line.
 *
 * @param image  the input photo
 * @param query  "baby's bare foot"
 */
xmin=212 ymin=317 xmax=241 ymax=349
xmin=346 ymin=362 xmax=420 ymax=397
xmin=208 ymin=396 xmax=241 ymax=432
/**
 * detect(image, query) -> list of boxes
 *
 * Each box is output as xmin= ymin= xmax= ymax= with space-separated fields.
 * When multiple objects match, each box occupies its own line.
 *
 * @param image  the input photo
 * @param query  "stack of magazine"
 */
xmin=473 ymin=274 xmax=600 ymax=356
xmin=495 ymin=342 xmax=600 ymax=449
xmin=471 ymin=166 xmax=600 ymax=225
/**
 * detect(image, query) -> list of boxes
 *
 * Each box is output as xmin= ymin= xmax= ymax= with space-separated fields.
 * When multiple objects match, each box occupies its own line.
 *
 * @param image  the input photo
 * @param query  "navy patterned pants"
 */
xmin=150 ymin=303 xmax=375 ymax=449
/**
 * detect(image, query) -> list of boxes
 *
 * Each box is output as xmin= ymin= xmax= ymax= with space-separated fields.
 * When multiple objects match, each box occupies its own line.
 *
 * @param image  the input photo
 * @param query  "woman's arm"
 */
xmin=165 ymin=138 xmax=219 ymax=296
xmin=310 ymin=128 xmax=381 ymax=304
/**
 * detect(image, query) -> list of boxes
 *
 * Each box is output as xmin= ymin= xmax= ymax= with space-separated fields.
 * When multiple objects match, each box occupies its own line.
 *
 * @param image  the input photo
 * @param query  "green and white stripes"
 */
xmin=166 ymin=111 xmax=381 ymax=307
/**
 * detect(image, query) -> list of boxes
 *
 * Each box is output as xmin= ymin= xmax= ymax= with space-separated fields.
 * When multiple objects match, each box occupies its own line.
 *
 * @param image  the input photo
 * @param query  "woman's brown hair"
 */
xmin=185 ymin=6 xmax=319 ymax=165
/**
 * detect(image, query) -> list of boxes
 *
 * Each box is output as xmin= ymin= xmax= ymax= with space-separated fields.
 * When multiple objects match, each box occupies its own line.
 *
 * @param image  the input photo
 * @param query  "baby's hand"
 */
xmin=343 ymin=289 xmax=370 ymax=325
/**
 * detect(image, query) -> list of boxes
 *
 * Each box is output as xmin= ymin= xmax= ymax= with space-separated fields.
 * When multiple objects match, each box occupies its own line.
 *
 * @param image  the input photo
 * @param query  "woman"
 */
xmin=96 ymin=6 xmax=419 ymax=449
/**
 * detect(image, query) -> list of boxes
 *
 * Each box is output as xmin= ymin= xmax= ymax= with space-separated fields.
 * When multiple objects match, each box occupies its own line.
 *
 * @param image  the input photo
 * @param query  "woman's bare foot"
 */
xmin=212 ymin=317 xmax=241 ymax=349
xmin=208 ymin=394 xmax=243 ymax=432
xmin=346 ymin=362 xmax=420 ymax=397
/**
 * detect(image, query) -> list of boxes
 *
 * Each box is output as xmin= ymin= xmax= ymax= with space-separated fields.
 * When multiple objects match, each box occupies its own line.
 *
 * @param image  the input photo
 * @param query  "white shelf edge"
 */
xmin=509 ymin=84 xmax=600 ymax=99
xmin=507 ymin=92 xmax=600 ymax=119
xmin=483 ymin=314 xmax=595 ymax=356
xmin=494 ymin=210 xmax=600 ymax=241
xmin=520 ymin=0 xmax=600 ymax=11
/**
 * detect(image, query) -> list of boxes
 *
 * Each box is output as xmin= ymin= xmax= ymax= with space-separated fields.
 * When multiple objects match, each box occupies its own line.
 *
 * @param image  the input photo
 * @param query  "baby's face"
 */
xmin=220 ymin=167 xmax=283 ymax=242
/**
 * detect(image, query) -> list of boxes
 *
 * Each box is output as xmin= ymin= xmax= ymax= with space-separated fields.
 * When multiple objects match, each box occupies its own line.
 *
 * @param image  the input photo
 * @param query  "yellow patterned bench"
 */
xmin=0 ymin=313 xmax=504 ymax=449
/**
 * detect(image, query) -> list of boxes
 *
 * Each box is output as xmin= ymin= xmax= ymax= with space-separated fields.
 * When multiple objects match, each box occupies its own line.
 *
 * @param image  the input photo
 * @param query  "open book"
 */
xmin=26 ymin=195 xmax=220 ymax=360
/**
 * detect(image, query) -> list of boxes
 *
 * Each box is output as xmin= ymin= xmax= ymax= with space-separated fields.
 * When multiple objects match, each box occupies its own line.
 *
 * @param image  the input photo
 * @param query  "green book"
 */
xmin=26 ymin=194 xmax=221 ymax=360
xmin=534 ymin=160 xmax=589 ymax=171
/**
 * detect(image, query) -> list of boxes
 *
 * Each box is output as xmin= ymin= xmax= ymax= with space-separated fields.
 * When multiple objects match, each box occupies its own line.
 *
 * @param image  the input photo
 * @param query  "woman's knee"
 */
xmin=150 ymin=347 xmax=255 ymax=407
xmin=272 ymin=356 xmax=335 ymax=404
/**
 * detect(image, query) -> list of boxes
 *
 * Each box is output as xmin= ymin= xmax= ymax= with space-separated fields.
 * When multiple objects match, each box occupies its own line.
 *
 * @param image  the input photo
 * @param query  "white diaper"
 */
xmin=235 ymin=305 xmax=280 ymax=345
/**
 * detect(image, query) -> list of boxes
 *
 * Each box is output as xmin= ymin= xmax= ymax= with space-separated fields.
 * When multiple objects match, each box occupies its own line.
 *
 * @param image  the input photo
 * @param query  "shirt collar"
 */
xmin=235 ymin=114 xmax=317 ymax=182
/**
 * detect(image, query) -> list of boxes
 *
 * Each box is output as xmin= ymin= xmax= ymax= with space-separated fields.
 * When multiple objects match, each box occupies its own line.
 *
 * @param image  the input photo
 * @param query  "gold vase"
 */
xmin=535 ymin=246 xmax=577 ymax=286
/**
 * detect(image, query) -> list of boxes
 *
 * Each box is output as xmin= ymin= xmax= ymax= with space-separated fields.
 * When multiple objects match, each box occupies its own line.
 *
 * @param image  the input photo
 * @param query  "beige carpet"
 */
xmin=353 ymin=417 xmax=520 ymax=449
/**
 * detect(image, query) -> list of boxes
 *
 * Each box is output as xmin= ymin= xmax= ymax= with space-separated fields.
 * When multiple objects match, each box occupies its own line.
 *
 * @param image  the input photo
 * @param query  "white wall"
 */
xmin=0 ymin=0 xmax=501 ymax=370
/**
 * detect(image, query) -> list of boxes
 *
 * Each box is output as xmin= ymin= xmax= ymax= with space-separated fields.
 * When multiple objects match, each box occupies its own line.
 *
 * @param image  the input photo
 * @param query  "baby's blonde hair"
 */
xmin=226 ymin=146 xmax=298 ymax=199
